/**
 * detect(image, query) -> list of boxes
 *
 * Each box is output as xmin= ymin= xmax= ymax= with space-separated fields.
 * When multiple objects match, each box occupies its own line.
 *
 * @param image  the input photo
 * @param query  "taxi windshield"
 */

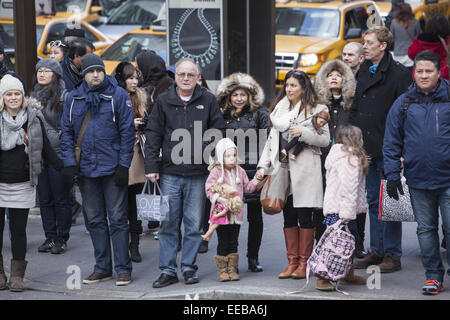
xmin=55 ymin=0 xmax=87 ymax=12
xmin=0 ymin=23 xmax=45 ymax=49
xmin=108 ymin=0 xmax=164 ymax=25
xmin=275 ymin=7 xmax=340 ymax=38
xmin=101 ymin=33 xmax=166 ymax=61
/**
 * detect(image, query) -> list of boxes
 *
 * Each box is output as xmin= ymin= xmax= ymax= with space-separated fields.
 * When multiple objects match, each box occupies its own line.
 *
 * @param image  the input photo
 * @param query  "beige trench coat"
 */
xmin=257 ymin=98 xmax=330 ymax=208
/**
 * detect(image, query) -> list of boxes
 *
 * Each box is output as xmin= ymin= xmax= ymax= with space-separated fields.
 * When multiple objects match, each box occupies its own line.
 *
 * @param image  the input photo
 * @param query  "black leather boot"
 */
xmin=248 ymin=257 xmax=263 ymax=272
xmin=129 ymin=233 xmax=142 ymax=263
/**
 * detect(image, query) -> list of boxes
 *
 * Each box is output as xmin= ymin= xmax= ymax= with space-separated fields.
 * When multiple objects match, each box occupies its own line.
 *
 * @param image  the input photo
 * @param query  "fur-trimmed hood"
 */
xmin=216 ymin=73 xmax=265 ymax=110
xmin=25 ymin=96 xmax=44 ymax=111
xmin=314 ymin=59 xmax=356 ymax=110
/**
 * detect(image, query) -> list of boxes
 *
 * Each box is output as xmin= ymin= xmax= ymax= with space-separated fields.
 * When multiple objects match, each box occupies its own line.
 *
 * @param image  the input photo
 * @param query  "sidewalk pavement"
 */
xmin=0 ymin=207 xmax=449 ymax=300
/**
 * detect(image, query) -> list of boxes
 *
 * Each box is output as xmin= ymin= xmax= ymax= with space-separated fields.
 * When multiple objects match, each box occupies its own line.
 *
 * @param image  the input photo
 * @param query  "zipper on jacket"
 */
xmin=435 ymin=108 xmax=439 ymax=135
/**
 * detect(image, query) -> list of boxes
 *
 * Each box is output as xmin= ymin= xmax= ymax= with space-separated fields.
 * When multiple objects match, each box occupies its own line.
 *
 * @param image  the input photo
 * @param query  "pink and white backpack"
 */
xmin=299 ymin=220 xmax=355 ymax=295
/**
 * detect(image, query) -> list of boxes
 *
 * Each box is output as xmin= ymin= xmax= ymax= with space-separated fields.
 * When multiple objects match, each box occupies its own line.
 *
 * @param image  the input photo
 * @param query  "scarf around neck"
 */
xmin=270 ymin=96 xmax=301 ymax=132
xmin=85 ymin=78 xmax=110 ymax=112
xmin=0 ymin=108 xmax=28 ymax=152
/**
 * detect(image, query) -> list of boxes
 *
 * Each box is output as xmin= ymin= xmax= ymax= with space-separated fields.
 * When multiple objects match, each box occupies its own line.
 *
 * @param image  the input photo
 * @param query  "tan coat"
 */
xmin=128 ymin=88 xmax=147 ymax=186
xmin=257 ymin=96 xmax=330 ymax=208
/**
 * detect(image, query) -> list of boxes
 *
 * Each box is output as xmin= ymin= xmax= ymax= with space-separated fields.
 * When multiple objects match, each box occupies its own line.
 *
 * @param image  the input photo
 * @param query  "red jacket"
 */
xmin=408 ymin=34 xmax=449 ymax=80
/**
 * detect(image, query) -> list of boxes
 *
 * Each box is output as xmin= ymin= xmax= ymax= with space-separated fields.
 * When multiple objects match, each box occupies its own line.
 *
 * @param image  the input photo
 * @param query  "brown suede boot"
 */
xmin=0 ymin=255 xmax=7 ymax=290
xmin=215 ymin=255 xmax=231 ymax=282
xmin=227 ymin=253 xmax=240 ymax=281
xmin=9 ymin=260 xmax=27 ymax=292
xmin=339 ymin=265 xmax=366 ymax=285
xmin=292 ymin=228 xmax=315 ymax=279
xmin=278 ymin=227 xmax=300 ymax=279
xmin=316 ymin=277 xmax=335 ymax=291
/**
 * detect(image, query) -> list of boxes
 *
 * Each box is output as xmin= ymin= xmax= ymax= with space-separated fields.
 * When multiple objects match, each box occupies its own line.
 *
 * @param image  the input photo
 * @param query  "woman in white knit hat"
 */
xmin=0 ymin=74 xmax=62 ymax=292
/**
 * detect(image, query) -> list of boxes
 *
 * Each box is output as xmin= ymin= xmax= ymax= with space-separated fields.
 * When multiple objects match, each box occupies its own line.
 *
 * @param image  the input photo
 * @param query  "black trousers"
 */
xmin=127 ymin=183 xmax=143 ymax=235
xmin=313 ymin=208 xmax=327 ymax=243
xmin=0 ymin=208 xmax=29 ymax=261
xmin=247 ymin=201 xmax=263 ymax=259
xmin=283 ymin=195 xmax=314 ymax=229
xmin=216 ymin=224 xmax=241 ymax=256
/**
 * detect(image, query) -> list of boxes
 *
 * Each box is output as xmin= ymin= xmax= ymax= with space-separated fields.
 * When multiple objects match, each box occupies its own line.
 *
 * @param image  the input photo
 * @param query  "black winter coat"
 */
xmin=223 ymin=106 xmax=270 ymax=202
xmin=144 ymin=84 xmax=225 ymax=176
xmin=350 ymin=52 xmax=412 ymax=158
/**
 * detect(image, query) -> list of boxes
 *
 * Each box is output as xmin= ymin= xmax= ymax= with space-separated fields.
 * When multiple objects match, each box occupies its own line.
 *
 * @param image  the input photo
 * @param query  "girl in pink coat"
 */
xmin=319 ymin=125 xmax=369 ymax=290
xmin=204 ymin=138 xmax=263 ymax=281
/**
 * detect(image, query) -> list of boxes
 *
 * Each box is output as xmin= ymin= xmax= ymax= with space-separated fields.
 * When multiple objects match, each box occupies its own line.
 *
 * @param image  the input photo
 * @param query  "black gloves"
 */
xmin=386 ymin=179 xmax=404 ymax=201
xmin=61 ymin=166 xmax=78 ymax=186
xmin=114 ymin=165 xmax=129 ymax=187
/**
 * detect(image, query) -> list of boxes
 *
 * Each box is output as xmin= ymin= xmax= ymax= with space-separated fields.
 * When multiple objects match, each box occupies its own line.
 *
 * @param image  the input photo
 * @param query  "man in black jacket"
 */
xmin=145 ymin=58 xmax=225 ymax=288
xmin=350 ymin=26 xmax=412 ymax=273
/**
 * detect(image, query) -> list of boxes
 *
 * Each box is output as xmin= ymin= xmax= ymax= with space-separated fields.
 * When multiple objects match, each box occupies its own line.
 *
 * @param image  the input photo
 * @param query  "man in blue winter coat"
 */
xmin=60 ymin=54 xmax=136 ymax=286
xmin=383 ymin=50 xmax=450 ymax=296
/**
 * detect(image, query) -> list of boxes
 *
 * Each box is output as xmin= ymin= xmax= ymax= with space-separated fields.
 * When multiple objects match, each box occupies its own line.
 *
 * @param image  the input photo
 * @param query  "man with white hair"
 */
xmin=145 ymin=58 xmax=225 ymax=288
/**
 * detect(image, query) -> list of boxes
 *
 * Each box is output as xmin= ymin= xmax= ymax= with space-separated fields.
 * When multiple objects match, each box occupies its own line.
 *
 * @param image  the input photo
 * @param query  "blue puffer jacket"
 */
xmin=383 ymin=79 xmax=450 ymax=190
xmin=60 ymin=75 xmax=135 ymax=178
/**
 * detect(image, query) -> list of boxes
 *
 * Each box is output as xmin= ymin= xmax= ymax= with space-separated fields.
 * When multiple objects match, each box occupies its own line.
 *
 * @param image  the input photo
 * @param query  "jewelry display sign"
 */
xmin=167 ymin=0 xmax=223 ymax=82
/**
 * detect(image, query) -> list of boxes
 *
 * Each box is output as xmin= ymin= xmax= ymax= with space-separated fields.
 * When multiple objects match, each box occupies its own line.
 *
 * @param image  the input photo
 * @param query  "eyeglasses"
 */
xmin=37 ymin=69 xmax=53 ymax=75
xmin=176 ymin=73 xmax=198 ymax=79
xmin=49 ymin=40 xmax=68 ymax=48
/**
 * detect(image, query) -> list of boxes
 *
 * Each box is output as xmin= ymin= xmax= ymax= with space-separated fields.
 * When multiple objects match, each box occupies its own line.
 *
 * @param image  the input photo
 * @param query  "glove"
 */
xmin=61 ymin=166 xmax=78 ymax=186
xmin=386 ymin=179 xmax=404 ymax=201
xmin=114 ymin=165 xmax=129 ymax=187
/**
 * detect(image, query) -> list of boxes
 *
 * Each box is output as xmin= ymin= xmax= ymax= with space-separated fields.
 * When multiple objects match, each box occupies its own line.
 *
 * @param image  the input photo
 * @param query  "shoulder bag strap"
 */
xmin=75 ymin=110 xmax=91 ymax=164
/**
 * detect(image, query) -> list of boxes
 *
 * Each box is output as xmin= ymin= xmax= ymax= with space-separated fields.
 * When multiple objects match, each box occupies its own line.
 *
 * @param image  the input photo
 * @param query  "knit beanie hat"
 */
xmin=36 ymin=58 xmax=63 ymax=78
xmin=215 ymin=137 xmax=240 ymax=184
xmin=0 ymin=74 xmax=25 ymax=107
xmin=81 ymin=54 xmax=105 ymax=76
xmin=0 ymin=74 xmax=24 ymax=97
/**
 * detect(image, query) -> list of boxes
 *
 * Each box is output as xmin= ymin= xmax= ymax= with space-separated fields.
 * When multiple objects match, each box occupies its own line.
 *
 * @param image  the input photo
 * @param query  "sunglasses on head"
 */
xmin=49 ymin=40 xmax=68 ymax=48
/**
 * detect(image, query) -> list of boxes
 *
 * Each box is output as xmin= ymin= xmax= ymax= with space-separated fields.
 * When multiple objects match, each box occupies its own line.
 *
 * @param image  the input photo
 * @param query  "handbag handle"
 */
xmin=141 ymin=179 xmax=165 ymax=196
xmin=153 ymin=180 xmax=164 ymax=196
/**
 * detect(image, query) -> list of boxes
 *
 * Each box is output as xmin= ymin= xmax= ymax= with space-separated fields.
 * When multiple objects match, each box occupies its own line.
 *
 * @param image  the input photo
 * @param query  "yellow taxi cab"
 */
xmin=374 ymin=0 xmax=449 ymax=29
xmin=0 ymin=16 xmax=112 ymax=59
xmin=100 ymin=26 xmax=166 ymax=74
xmin=275 ymin=0 xmax=384 ymax=88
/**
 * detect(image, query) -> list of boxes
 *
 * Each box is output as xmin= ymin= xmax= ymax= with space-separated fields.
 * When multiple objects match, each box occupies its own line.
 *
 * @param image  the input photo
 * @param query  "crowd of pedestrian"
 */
xmin=0 ymin=15 xmax=448 ymax=297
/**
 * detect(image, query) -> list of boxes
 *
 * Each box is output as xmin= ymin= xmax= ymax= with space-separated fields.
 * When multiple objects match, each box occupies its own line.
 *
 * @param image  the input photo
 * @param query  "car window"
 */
xmin=0 ymin=23 xmax=15 ymax=48
xmin=55 ymin=0 xmax=87 ymax=12
xmin=101 ymin=33 xmax=166 ymax=61
xmin=81 ymin=25 xmax=99 ymax=43
xmin=344 ymin=6 xmax=370 ymax=34
xmin=275 ymin=8 xmax=340 ymax=38
xmin=107 ymin=0 xmax=164 ymax=25
xmin=0 ymin=23 xmax=44 ymax=49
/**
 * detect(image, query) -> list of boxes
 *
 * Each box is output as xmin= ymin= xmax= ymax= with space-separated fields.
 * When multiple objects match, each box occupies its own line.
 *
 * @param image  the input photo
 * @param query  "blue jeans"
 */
xmin=159 ymin=174 xmax=206 ymax=276
xmin=366 ymin=157 xmax=402 ymax=258
xmin=37 ymin=162 xmax=72 ymax=241
xmin=409 ymin=187 xmax=450 ymax=282
xmin=78 ymin=175 xmax=131 ymax=275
